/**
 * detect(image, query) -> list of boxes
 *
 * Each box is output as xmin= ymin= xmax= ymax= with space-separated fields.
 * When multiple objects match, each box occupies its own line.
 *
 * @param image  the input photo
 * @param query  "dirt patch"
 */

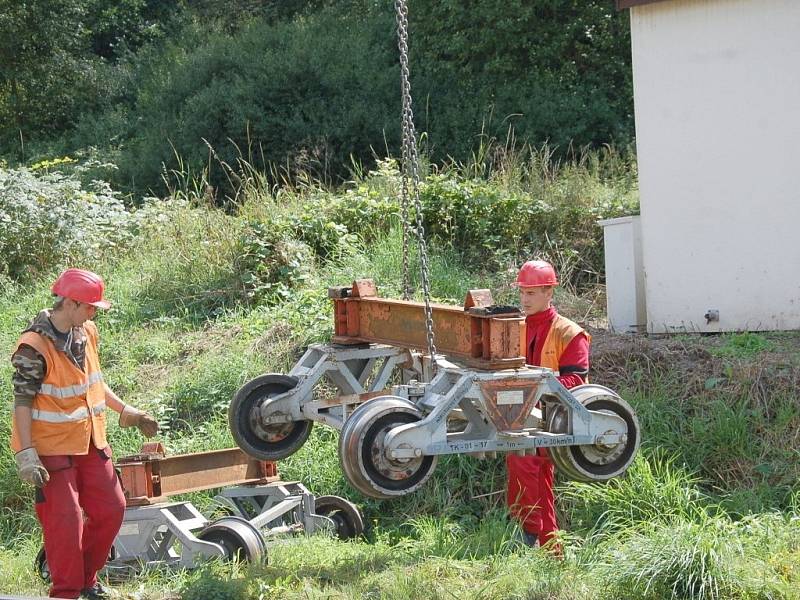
xmin=187 ymin=323 xmax=245 ymax=355
xmin=587 ymin=328 xmax=715 ymax=397
xmin=250 ymin=321 xmax=295 ymax=355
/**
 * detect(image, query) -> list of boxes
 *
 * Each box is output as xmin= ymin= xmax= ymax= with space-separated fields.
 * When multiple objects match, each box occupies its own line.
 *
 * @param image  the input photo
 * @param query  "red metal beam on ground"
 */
xmin=117 ymin=444 xmax=279 ymax=506
xmin=330 ymin=280 xmax=526 ymax=370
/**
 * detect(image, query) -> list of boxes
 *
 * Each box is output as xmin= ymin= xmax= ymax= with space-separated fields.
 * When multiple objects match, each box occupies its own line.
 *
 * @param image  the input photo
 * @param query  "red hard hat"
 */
xmin=516 ymin=260 xmax=558 ymax=288
xmin=51 ymin=268 xmax=112 ymax=309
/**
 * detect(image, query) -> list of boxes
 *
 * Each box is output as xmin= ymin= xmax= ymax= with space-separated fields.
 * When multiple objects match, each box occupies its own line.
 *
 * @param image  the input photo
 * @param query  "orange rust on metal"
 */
xmin=118 ymin=447 xmax=279 ymax=506
xmin=464 ymin=289 xmax=494 ymax=309
xmin=140 ymin=441 xmax=165 ymax=455
xmin=334 ymin=296 xmax=349 ymax=337
xmin=352 ymin=279 xmax=378 ymax=298
xmin=331 ymin=280 xmax=526 ymax=369
xmin=346 ymin=298 xmax=360 ymax=337
xmin=478 ymin=379 xmax=541 ymax=431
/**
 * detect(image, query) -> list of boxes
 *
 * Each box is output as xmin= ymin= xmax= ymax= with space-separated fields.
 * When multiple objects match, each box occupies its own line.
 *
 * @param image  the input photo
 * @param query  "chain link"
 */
xmin=395 ymin=0 xmax=437 ymax=369
xmin=400 ymin=135 xmax=411 ymax=300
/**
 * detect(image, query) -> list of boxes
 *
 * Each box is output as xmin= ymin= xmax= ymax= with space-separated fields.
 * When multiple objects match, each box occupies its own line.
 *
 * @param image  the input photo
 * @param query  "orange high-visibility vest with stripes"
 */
xmin=10 ymin=321 xmax=107 ymax=455
xmin=538 ymin=314 xmax=591 ymax=374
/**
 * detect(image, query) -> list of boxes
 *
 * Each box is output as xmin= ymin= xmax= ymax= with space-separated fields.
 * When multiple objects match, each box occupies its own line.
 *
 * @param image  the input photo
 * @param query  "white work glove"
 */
xmin=15 ymin=447 xmax=50 ymax=488
xmin=119 ymin=405 xmax=159 ymax=438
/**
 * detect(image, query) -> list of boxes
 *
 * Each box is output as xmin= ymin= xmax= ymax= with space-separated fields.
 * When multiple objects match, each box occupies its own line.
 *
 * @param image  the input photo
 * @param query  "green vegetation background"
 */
xmin=1 ymin=2 xmax=798 ymax=598
xmin=1 ymin=152 xmax=798 ymax=598
xmin=0 ymin=0 xmax=632 ymax=196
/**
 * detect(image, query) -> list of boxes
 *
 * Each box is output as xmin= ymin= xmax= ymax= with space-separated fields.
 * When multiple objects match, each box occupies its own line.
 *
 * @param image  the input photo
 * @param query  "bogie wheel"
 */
xmin=339 ymin=396 xmax=438 ymax=499
xmin=229 ymin=373 xmax=313 ymax=461
xmin=547 ymin=384 xmax=640 ymax=483
xmin=314 ymin=495 xmax=365 ymax=539
xmin=546 ymin=399 xmax=586 ymax=482
xmin=197 ymin=516 xmax=266 ymax=563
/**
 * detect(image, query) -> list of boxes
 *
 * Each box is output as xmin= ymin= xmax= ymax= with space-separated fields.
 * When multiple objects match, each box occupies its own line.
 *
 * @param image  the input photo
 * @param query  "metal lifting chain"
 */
xmin=395 ymin=0 xmax=412 ymax=302
xmin=394 ymin=0 xmax=438 ymax=368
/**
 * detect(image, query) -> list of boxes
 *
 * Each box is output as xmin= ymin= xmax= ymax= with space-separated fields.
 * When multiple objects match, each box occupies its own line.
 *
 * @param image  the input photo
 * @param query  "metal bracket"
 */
xmin=382 ymin=365 xmax=627 ymax=459
xmin=114 ymin=502 xmax=224 ymax=569
xmin=260 ymin=343 xmax=414 ymax=429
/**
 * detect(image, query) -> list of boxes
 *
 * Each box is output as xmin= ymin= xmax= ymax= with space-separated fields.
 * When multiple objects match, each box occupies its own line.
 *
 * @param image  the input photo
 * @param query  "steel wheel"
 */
xmin=314 ymin=495 xmax=365 ymax=539
xmin=229 ymin=373 xmax=313 ymax=461
xmin=547 ymin=384 xmax=640 ymax=483
xmin=546 ymin=400 xmax=587 ymax=481
xmin=339 ymin=396 xmax=437 ymax=499
xmin=197 ymin=516 xmax=266 ymax=563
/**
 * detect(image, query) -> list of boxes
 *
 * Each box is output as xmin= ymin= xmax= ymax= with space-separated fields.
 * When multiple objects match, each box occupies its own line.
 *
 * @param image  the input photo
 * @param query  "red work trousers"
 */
xmin=506 ymin=449 xmax=557 ymax=546
xmin=36 ymin=443 xmax=125 ymax=599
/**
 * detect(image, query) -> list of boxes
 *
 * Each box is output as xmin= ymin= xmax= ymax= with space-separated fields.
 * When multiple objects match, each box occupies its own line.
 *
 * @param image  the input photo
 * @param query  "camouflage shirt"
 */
xmin=11 ymin=310 xmax=88 ymax=408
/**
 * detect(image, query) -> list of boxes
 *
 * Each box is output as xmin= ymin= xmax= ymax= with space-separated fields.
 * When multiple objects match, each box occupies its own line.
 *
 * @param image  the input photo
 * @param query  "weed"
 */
xmin=596 ymin=515 xmax=786 ymax=600
xmin=711 ymin=332 xmax=774 ymax=358
xmin=561 ymin=451 xmax=714 ymax=535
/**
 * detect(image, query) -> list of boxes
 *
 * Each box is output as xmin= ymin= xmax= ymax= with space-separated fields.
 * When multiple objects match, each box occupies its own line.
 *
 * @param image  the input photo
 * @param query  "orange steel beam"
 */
xmin=118 ymin=443 xmax=279 ymax=506
xmin=330 ymin=280 xmax=526 ymax=370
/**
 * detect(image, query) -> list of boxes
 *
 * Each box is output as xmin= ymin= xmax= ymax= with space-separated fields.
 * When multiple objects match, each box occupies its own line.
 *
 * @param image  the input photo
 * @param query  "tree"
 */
xmin=0 ymin=1 xmax=92 ymax=150
xmin=84 ymin=0 xmax=180 ymax=60
xmin=0 ymin=0 xmax=183 ymax=155
xmin=408 ymin=0 xmax=633 ymax=156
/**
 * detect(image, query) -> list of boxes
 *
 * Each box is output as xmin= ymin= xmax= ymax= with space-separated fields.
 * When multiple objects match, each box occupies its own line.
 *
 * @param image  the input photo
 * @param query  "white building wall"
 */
xmin=630 ymin=0 xmax=800 ymax=332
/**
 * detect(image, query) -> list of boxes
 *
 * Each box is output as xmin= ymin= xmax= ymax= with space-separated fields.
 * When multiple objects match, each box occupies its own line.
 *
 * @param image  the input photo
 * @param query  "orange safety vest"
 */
xmin=538 ymin=314 xmax=591 ymax=375
xmin=10 ymin=321 xmax=108 ymax=455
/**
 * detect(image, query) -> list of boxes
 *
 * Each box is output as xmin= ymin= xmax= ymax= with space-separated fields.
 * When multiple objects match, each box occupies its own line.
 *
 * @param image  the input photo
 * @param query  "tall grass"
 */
xmin=561 ymin=451 xmax=714 ymax=535
xmin=1 ymin=154 xmax=799 ymax=599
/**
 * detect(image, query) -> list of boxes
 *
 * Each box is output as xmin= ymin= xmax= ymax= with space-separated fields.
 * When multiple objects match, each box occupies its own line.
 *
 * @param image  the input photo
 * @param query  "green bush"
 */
xmin=50 ymin=1 xmax=632 ymax=198
xmin=235 ymin=219 xmax=315 ymax=305
xmin=114 ymin=9 xmax=399 ymax=195
xmin=410 ymin=1 xmax=633 ymax=159
xmin=316 ymin=152 xmax=637 ymax=287
xmin=2 ymin=1 xmax=635 ymax=200
xmin=233 ymin=149 xmax=637 ymax=292
xmin=420 ymin=163 xmax=637 ymax=283
xmin=597 ymin=516 xmax=784 ymax=600
xmin=0 ymin=163 xmax=134 ymax=280
xmin=561 ymin=452 xmax=713 ymax=535
xmin=0 ymin=0 xmax=184 ymax=152
xmin=323 ymin=159 xmax=405 ymax=242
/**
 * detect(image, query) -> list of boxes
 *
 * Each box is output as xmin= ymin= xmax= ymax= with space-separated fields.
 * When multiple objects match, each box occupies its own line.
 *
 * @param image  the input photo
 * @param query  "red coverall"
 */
xmin=506 ymin=306 xmax=589 ymax=546
xmin=37 ymin=446 xmax=125 ymax=598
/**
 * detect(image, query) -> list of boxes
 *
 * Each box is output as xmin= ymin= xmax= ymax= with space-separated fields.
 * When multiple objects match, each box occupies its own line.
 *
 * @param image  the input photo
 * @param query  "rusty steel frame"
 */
xmin=118 ymin=443 xmax=279 ymax=506
xmin=330 ymin=280 xmax=526 ymax=370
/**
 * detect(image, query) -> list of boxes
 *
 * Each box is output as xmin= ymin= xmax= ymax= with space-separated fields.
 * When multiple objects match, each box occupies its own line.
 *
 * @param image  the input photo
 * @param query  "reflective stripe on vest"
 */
xmin=31 ymin=402 xmax=106 ymax=424
xmin=39 ymin=371 xmax=104 ymax=399
xmin=10 ymin=320 xmax=109 ymax=455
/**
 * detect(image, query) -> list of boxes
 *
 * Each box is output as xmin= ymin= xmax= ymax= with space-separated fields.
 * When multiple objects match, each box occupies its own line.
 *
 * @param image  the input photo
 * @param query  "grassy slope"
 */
xmin=1 ymin=177 xmax=799 ymax=598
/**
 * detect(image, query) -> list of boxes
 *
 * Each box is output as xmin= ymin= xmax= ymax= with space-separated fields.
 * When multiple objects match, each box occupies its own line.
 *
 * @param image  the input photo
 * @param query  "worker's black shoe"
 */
xmin=81 ymin=582 xmax=111 ymax=599
xmin=520 ymin=530 xmax=539 ymax=547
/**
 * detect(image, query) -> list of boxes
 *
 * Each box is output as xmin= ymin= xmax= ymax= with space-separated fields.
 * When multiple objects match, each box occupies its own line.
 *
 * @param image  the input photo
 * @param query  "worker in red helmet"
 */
xmin=10 ymin=268 xmax=159 ymax=600
xmin=507 ymin=260 xmax=591 ymax=550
